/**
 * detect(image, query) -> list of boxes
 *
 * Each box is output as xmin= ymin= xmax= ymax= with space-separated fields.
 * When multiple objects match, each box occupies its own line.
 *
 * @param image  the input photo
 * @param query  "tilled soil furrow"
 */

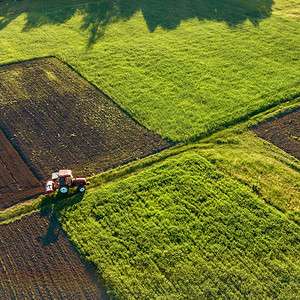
xmin=0 ymin=129 xmax=40 ymax=188
xmin=0 ymin=159 xmax=18 ymax=193
xmin=54 ymin=232 xmax=102 ymax=298
xmin=252 ymin=109 xmax=300 ymax=160
xmin=17 ymin=219 xmax=56 ymax=299
xmin=0 ymin=253 xmax=18 ymax=299
xmin=0 ymin=124 xmax=42 ymax=209
xmin=0 ymin=112 xmax=42 ymax=209
xmin=0 ymin=213 xmax=107 ymax=299
xmin=0 ymin=57 xmax=170 ymax=210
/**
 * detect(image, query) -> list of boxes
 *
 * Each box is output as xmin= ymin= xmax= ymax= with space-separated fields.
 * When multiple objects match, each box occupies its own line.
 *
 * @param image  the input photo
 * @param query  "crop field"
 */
xmin=252 ymin=109 xmax=300 ymax=160
xmin=0 ymin=57 xmax=170 ymax=182
xmin=0 ymin=0 xmax=299 ymax=141
xmin=59 ymin=153 xmax=300 ymax=299
xmin=0 ymin=0 xmax=299 ymax=299
xmin=0 ymin=212 xmax=108 ymax=299
xmin=0 ymin=128 xmax=43 ymax=210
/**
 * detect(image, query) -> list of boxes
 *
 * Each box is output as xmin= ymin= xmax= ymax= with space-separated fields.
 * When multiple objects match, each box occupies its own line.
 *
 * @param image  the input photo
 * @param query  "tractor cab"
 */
xmin=57 ymin=170 xmax=73 ymax=186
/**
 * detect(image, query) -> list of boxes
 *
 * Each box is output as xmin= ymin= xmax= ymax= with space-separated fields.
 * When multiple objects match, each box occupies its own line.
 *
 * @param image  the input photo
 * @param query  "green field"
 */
xmin=0 ymin=0 xmax=299 ymax=299
xmin=1 ymin=106 xmax=299 ymax=298
xmin=57 ymin=152 xmax=300 ymax=299
xmin=0 ymin=0 xmax=299 ymax=141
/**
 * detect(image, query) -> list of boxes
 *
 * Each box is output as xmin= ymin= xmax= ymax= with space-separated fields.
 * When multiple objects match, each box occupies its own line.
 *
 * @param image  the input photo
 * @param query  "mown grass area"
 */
xmin=56 ymin=152 xmax=300 ymax=299
xmin=0 ymin=0 xmax=299 ymax=141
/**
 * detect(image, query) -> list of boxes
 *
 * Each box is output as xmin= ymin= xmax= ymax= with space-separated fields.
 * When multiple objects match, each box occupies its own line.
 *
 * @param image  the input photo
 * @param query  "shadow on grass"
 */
xmin=0 ymin=0 xmax=274 ymax=46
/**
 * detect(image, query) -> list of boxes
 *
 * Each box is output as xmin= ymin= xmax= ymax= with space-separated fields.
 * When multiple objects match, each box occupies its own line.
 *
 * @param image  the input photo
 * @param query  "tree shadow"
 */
xmin=1 ymin=0 xmax=274 ymax=46
xmin=22 ymin=7 xmax=78 ymax=31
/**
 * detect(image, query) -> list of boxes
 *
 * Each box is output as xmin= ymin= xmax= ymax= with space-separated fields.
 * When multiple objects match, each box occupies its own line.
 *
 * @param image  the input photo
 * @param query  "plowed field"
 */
xmin=252 ymin=109 xmax=300 ymax=160
xmin=0 ymin=128 xmax=43 ymax=210
xmin=0 ymin=57 xmax=170 ymax=182
xmin=0 ymin=212 xmax=108 ymax=299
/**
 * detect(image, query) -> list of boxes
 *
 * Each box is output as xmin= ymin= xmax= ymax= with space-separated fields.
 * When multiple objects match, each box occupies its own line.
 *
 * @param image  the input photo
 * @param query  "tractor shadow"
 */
xmin=38 ymin=210 xmax=61 ymax=246
xmin=0 ymin=0 xmax=274 ymax=46
xmin=37 ymin=191 xmax=110 ymax=299
xmin=39 ymin=191 xmax=84 ymax=246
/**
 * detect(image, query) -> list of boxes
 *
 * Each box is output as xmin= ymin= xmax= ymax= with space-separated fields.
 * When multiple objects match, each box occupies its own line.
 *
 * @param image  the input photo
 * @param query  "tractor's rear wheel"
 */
xmin=78 ymin=186 xmax=86 ymax=193
xmin=59 ymin=186 xmax=69 ymax=194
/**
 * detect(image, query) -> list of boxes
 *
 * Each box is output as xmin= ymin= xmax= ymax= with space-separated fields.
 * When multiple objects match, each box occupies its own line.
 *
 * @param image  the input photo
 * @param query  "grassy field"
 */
xmin=56 ymin=152 xmax=300 ymax=299
xmin=0 ymin=0 xmax=299 ymax=141
xmin=0 ymin=1 xmax=299 ymax=299
xmin=195 ymin=115 xmax=300 ymax=212
xmin=0 ymin=104 xmax=299 ymax=298
xmin=273 ymin=0 xmax=300 ymax=21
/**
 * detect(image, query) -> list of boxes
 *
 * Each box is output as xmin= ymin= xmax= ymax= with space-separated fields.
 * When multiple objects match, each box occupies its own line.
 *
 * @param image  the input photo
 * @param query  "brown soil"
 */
xmin=0 ymin=128 xmax=43 ymax=210
xmin=0 ymin=212 xmax=109 ymax=299
xmin=0 ymin=57 xmax=171 ymax=206
xmin=252 ymin=109 xmax=300 ymax=160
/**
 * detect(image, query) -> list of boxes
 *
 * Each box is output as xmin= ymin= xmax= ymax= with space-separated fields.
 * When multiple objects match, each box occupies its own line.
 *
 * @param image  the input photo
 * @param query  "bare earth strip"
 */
xmin=0 ymin=128 xmax=43 ymax=210
xmin=0 ymin=212 xmax=108 ymax=299
xmin=252 ymin=109 xmax=300 ymax=160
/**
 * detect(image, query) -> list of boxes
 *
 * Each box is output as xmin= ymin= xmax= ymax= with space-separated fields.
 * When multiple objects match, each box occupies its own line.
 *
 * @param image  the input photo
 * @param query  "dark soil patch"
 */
xmin=0 ymin=213 xmax=109 ymax=299
xmin=252 ymin=109 xmax=300 ymax=160
xmin=0 ymin=128 xmax=43 ymax=210
xmin=0 ymin=57 xmax=171 ymax=191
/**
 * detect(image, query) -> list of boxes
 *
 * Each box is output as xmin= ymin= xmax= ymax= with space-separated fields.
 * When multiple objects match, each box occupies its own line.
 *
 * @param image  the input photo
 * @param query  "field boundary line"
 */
xmin=0 ymin=55 xmax=57 ymax=68
xmin=0 ymin=55 xmax=174 ymax=144
xmin=55 ymin=56 xmax=175 ymax=145
xmin=0 ymin=94 xmax=299 ymax=225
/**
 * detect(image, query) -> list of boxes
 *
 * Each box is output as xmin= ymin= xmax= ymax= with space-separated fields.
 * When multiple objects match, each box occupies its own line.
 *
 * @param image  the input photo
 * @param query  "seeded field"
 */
xmin=0 ymin=128 xmax=42 ymax=210
xmin=0 ymin=212 xmax=108 ymax=299
xmin=252 ymin=109 xmax=300 ymax=160
xmin=0 ymin=57 xmax=170 ymax=183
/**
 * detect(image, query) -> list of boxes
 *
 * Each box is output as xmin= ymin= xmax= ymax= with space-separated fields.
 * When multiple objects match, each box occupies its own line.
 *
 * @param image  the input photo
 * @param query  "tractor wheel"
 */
xmin=59 ymin=186 xmax=69 ymax=194
xmin=78 ymin=185 xmax=86 ymax=193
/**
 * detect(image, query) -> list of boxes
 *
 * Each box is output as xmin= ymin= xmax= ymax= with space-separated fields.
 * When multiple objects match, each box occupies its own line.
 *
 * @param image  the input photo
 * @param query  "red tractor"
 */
xmin=45 ymin=170 xmax=90 ymax=195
